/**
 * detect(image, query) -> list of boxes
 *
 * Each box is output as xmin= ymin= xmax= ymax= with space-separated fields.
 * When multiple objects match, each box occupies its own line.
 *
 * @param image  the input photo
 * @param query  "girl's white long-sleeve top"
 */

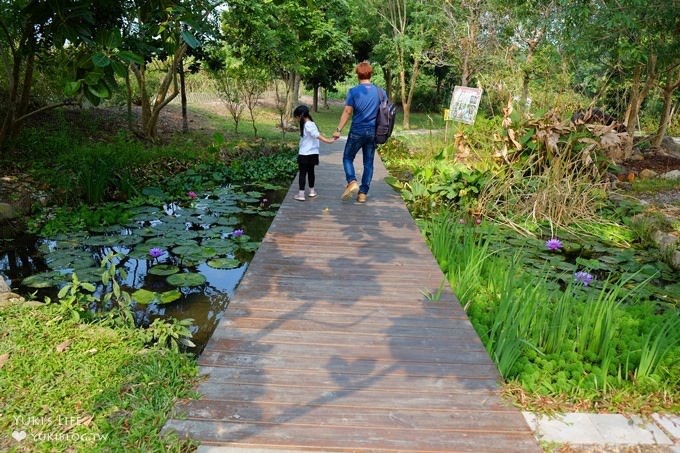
xmin=298 ymin=121 xmax=321 ymax=156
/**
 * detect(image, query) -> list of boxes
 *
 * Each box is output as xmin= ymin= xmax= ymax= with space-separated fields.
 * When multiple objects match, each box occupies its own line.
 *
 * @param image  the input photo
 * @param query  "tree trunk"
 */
xmin=312 ymin=85 xmax=319 ymax=112
xmin=179 ymin=57 xmax=188 ymax=133
xmin=624 ymin=55 xmax=657 ymax=156
xmin=18 ymin=51 xmax=34 ymax=118
xmin=399 ymin=64 xmax=409 ymax=129
xmin=132 ymin=43 xmax=187 ymax=140
xmin=519 ymin=30 xmax=544 ymax=116
xmin=125 ymin=69 xmax=133 ymax=130
xmin=625 ymin=55 xmax=657 ymax=130
xmin=383 ymin=67 xmax=393 ymax=100
xmin=461 ymin=52 xmax=470 ymax=87
xmin=0 ymin=45 xmax=23 ymax=149
xmin=653 ymin=67 xmax=680 ymax=147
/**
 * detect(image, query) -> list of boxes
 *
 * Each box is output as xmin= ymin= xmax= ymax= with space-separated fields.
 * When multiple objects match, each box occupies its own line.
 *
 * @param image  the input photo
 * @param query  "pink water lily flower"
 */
xmin=187 ymin=191 xmax=197 ymax=199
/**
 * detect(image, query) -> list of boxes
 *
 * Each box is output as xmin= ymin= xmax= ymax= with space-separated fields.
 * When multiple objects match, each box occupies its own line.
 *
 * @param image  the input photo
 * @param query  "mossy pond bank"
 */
xmin=0 ymin=184 xmax=286 ymax=353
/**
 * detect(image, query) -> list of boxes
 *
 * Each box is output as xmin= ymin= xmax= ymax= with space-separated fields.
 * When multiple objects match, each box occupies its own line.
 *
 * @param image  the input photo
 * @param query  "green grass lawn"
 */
xmin=0 ymin=301 xmax=199 ymax=452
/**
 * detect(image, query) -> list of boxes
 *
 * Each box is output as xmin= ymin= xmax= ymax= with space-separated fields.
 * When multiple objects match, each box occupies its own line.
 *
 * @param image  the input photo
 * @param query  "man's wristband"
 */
xmin=335 ymin=127 xmax=342 ymax=132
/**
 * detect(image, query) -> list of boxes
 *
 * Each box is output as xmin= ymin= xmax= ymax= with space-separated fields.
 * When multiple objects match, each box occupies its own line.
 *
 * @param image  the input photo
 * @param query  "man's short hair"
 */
xmin=355 ymin=62 xmax=373 ymax=80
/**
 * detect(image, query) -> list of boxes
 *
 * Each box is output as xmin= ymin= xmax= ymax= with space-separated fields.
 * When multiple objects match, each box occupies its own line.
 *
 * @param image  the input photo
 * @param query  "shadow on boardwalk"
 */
xmin=163 ymin=139 xmax=541 ymax=452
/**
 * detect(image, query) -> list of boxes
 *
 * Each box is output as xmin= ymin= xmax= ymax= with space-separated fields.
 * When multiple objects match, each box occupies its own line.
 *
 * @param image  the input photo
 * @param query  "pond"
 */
xmin=0 ymin=184 xmax=287 ymax=354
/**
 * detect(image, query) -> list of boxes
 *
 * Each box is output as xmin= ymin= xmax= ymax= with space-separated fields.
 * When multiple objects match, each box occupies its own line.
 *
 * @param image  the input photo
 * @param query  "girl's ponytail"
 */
xmin=293 ymin=105 xmax=313 ymax=137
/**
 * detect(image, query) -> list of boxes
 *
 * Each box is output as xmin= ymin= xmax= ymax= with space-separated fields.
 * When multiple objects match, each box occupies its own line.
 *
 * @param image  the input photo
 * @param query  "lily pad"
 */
xmin=132 ymin=288 xmax=157 ymax=304
xmin=68 ymin=267 xmax=105 ymax=282
xmin=158 ymin=289 xmax=182 ymax=304
xmin=172 ymin=244 xmax=202 ymax=256
xmin=22 ymin=271 xmax=67 ymax=288
xmin=166 ymin=272 xmax=206 ymax=287
xmin=207 ymin=257 xmax=241 ymax=269
xmin=148 ymin=265 xmax=180 ymax=276
xmin=217 ymin=216 xmax=239 ymax=225
xmin=132 ymin=288 xmax=182 ymax=305
xmin=238 ymin=241 xmax=260 ymax=252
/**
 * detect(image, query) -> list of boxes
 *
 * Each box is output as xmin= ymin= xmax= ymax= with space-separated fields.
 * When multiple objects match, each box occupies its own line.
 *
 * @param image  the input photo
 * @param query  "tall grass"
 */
xmin=426 ymin=213 xmax=498 ymax=310
xmin=485 ymin=259 xmax=544 ymax=378
xmin=424 ymin=212 xmax=678 ymax=393
xmin=635 ymin=316 xmax=680 ymax=381
xmin=479 ymin=147 xmax=606 ymax=229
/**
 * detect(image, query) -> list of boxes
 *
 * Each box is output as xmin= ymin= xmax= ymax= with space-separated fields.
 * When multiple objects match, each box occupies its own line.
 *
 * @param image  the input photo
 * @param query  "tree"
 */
xmin=221 ymin=0 xmax=352 ymax=130
xmin=562 ymin=0 xmax=679 ymax=154
xmin=0 ymin=0 xmax=126 ymax=150
xmin=436 ymin=0 xmax=499 ymax=88
xmin=371 ymin=0 xmax=439 ymax=129
xmin=653 ymin=63 xmax=680 ymax=147
xmin=207 ymin=46 xmax=270 ymax=135
xmin=121 ymin=0 xmax=221 ymax=140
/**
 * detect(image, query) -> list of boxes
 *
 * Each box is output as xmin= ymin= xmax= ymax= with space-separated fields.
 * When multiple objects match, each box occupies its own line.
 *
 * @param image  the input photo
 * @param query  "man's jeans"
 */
xmin=343 ymin=129 xmax=376 ymax=195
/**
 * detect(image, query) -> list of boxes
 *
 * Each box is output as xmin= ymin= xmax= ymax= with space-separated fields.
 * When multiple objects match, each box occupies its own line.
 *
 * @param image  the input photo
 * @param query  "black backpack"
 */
xmin=375 ymin=88 xmax=397 ymax=145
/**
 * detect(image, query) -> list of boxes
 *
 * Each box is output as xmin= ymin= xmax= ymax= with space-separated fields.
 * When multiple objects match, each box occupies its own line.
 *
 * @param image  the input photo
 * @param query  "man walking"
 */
xmin=332 ymin=62 xmax=385 ymax=203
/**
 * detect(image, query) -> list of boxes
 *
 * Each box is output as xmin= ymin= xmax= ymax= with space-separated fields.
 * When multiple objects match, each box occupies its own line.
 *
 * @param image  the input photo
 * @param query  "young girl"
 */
xmin=292 ymin=105 xmax=335 ymax=201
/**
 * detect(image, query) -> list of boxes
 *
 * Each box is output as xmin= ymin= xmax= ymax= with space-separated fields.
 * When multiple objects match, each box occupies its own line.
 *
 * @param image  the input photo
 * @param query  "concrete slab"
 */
xmin=523 ymin=412 xmax=603 ymax=444
xmin=524 ymin=412 xmax=674 ymax=447
xmin=653 ymin=413 xmax=680 ymax=440
xmin=590 ymin=414 xmax=672 ymax=445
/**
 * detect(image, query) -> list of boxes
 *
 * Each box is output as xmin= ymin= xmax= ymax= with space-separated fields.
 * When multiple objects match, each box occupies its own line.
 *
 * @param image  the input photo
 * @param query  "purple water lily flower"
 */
xmin=149 ymin=247 xmax=164 ymax=259
xmin=232 ymin=228 xmax=244 ymax=238
xmin=574 ymin=271 xmax=594 ymax=286
xmin=187 ymin=191 xmax=197 ymax=199
xmin=546 ymin=238 xmax=563 ymax=251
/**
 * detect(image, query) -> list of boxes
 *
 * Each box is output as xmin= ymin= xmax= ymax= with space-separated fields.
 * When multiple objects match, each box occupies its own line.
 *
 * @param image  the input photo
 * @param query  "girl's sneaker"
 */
xmin=308 ymin=188 xmax=318 ymax=197
xmin=294 ymin=190 xmax=306 ymax=201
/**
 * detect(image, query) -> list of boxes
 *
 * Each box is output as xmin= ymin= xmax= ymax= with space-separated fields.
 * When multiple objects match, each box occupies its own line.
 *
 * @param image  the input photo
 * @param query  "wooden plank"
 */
xmin=197 ymin=353 xmax=501 ymax=379
xmin=174 ymin=401 xmax=527 ymax=430
xmin=224 ymin=307 xmax=472 ymax=324
xmin=204 ymin=340 xmax=492 ymax=363
xmin=218 ymin=317 xmax=476 ymax=335
xmin=164 ymin=419 xmax=540 ymax=452
xmin=207 ymin=331 xmax=488 ymax=352
xmin=195 ymin=366 xmax=499 ymax=392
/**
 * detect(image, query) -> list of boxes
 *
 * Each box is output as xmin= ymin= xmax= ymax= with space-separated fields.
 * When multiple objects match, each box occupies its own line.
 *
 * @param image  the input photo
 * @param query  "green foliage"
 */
xmin=381 ymin=139 xmax=489 ymax=218
xmin=0 ymin=301 xmax=198 ymax=452
xmin=143 ymin=318 xmax=196 ymax=353
xmin=52 ymin=273 xmax=98 ymax=323
xmin=424 ymin=211 xmax=680 ymax=410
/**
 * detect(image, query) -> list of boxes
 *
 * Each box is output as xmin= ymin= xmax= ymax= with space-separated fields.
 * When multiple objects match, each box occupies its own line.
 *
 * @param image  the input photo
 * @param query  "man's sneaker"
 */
xmin=341 ymin=180 xmax=359 ymax=200
xmin=308 ymin=188 xmax=318 ymax=197
xmin=294 ymin=190 xmax=306 ymax=201
xmin=357 ymin=192 xmax=367 ymax=203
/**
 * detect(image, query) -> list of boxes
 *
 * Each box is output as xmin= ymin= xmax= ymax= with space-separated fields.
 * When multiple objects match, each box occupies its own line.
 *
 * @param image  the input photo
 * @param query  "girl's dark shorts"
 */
xmin=297 ymin=154 xmax=319 ymax=166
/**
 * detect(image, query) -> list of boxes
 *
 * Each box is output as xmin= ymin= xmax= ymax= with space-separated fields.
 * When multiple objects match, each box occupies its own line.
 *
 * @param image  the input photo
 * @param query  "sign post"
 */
xmin=448 ymin=86 xmax=483 ymax=125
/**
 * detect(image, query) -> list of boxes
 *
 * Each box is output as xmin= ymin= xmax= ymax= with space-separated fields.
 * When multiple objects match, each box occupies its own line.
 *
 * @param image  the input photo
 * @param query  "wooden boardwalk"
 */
xmin=163 ymin=139 xmax=540 ymax=452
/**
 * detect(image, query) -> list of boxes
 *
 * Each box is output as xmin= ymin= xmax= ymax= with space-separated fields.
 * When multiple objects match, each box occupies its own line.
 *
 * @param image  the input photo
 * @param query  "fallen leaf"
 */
xmin=0 ymin=353 xmax=9 ymax=369
xmin=77 ymin=415 xmax=93 ymax=426
xmin=56 ymin=339 xmax=73 ymax=353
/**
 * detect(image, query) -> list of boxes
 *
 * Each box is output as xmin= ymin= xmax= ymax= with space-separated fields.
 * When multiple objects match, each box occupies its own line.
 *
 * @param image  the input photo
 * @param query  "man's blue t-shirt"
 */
xmin=345 ymin=83 xmax=385 ymax=133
